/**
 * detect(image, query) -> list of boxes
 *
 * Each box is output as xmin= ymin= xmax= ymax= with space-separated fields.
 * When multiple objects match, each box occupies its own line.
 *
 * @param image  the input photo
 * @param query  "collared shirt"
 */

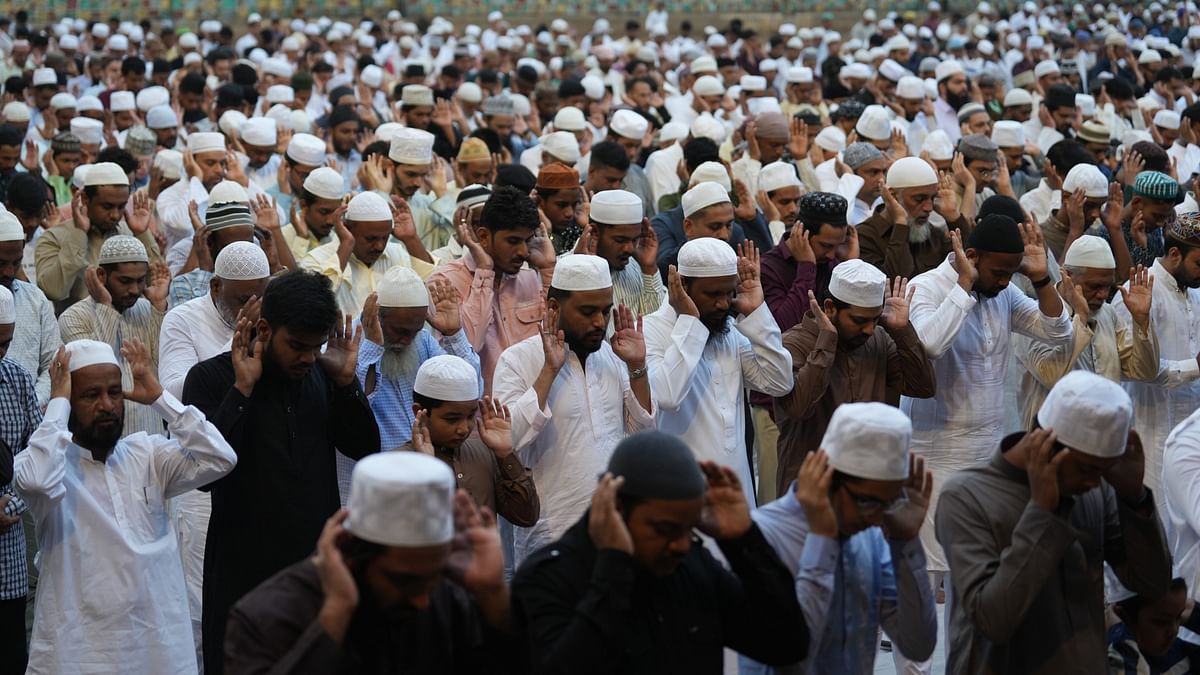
xmin=740 ymin=490 xmax=936 ymax=675
xmin=902 ymin=255 xmax=1072 ymax=571
xmin=59 ymin=297 xmax=167 ymax=438
xmin=13 ymin=391 xmax=237 ymax=674
xmin=279 ymin=223 xmax=335 ymax=264
xmin=8 ymin=279 xmax=60 ymax=405
xmin=427 ymin=251 xmax=553 ymax=392
xmin=158 ymin=293 xmax=234 ymax=399
xmin=34 ymin=223 xmax=162 ymax=314
xmin=934 ymin=98 xmax=963 ymax=144
xmin=493 ymin=335 xmax=655 ymax=564
xmin=301 ymin=240 xmax=438 ymax=318
xmin=407 ymin=189 xmax=457 ymax=252
xmin=936 ymin=442 xmax=1171 ymax=675
xmin=167 ymin=268 xmax=214 ymax=308
xmin=1100 ymin=219 xmax=1166 ymax=269
xmin=0 ymin=360 xmax=40 ymax=601
xmin=643 ymin=303 xmax=793 ymax=502
xmin=395 ymin=439 xmax=540 ymax=527
xmin=611 ymin=261 xmax=665 ymax=322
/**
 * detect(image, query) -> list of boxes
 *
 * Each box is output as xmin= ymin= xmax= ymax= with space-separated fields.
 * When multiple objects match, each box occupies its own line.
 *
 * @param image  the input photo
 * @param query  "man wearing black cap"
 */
xmin=512 ymin=431 xmax=808 ymax=674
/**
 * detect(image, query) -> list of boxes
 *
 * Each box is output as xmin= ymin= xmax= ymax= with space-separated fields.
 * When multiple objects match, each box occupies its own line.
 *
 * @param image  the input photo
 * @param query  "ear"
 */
xmin=94 ymin=265 xmax=108 ymax=284
xmin=965 ymin=247 xmax=980 ymax=263
xmin=254 ymin=317 xmax=271 ymax=340
xmin=209 ymin=276 xmax=222 ymax=296
xmin=821 ymin=298 xmax=837 ymax=318
xmin=683 ymin=217 xmax=695 ymax=237
xmin=411 ymin=402 xmax=425 ymax=416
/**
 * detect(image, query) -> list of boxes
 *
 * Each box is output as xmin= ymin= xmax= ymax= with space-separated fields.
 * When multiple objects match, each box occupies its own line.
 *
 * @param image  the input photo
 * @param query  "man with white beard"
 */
xmin=155 ymin=241 xmax=270 ymax=670
xmin=354 ymin=266 xmax=480 ymax=453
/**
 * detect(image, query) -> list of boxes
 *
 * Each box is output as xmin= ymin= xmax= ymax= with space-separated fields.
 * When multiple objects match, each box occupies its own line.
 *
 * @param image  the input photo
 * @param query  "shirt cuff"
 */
xmin=946 ymin=284 xmax=977 ymax=312
xmin=45 ymin=396 xmax=71 ymax=425
xmin=151 ymin=389 xmax=187 ymax=425
xmin=496 ymin=454 xmax=526 ymax=480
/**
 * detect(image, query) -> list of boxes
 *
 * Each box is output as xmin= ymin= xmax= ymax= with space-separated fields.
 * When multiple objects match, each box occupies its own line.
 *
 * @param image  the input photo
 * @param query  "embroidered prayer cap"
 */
xmin=1078 ymin=120 xmax=1110 ymax=145
xmin=389 ymin=128 xmax=436 ymax=165
xmin=590 ymin=190 xmax=643 ymax=225
xmin=886 ymin=156 xmax=938 ymax=189
xmin=214 ymin=241 xmax=270 ymax=280
xmin=414 ymin=355 xmax=480 ymax=401
xmin=345 ymin=191 xmax=393 ymax=222
xmin=98 ymin=235 xmax=148 ymax=265
xmin=541 ymin=131 xmax=580 ymax=164
xmin=146 ymin=105 xmax=176 ymax=130
xmin=456 ymin=137 xmax=491 ymax=163
xmin=2 ymin=102 xmax=29 ymax=122
xmin=759 ymin=161 xmax=802 ymax=193
xmin=959 ymin=133 xmax=999 ymax=163
xmin=843 ymin=142 xmax=886 ymax=170
xmin=66 ymin=339 xmax=121 ymax=373
xmin=481 ymin=94 xmax=514 ymax=117
xmin=607 ymin=431 xmax=706 ymax=500
xmin=1003 ymin=88 xmax=1034 ymax=107
xmin=536 ymin=163 xmax=580 ymax=190
xmin=689 ymin=162 xmax=732 ymax=192
xmin=51 ymin=132 xmax=81 ymax=155
xmin=0 ymin=211 xmax=21 ymax=242
xmin=1133 ymin=170 xmax=1180 ymax=201
xmin=991 ymin=121 xmax=1025 ymax=149
xmin=189 ymin=132 xmax=227 ymax=155
xmin=1037 ymin=371 xmax=1132 ymax=458
xmin=302 ymin=167 xmax=346 ymax=200
xmin=829 ymin=259 xmax=886 ymax=307
xmin=1062 ymin=234 xmax=1116 ymax=269
xmin=345 ymin=452 xmax=455 ymax=547
xmin=70 ymin=118 xmax=103 ymax=145
xmin=550 ymin=254 xmax=612 ymax=292
xmin=376 ymin=266 xmax=430 ymax=308
xmin=814 ymin=126 xmax=847 ymax=154
xmin=401 ymin=84 xmax=435 ymax=107
xmin=136 ymin=86 xmax=169 ymax=112
xmin=798 ymin=192 xmax=848 ymax=227
xmin=1170 ymin=211 xmax=1200 ymax=244
xmin=1062 ymin=164 xmax=1109 ymax=199
xmin=553 ymin=106 xmax=587 ymax=132
xmin=821 ymin=402 xmax=912 ymax=481
xmin=682 ymin=181 xmax=731 ymax=218
xmin=241 ymin=117 xmax=277 ymax=147
xmin=154 ymin=150 xmax=183 ymax=180
xmin=0 ymin=284 xmax=12 ymax=323
xmin=677 ymin=237 xmax=737 ymax=278
xmin=609 ymin=109 xmax=649 ymax=140
xmin=83 ymin=162 xmax=129 ymax=187
xmin=855 ymin=105 xmax=892 ymax=141
xmin=206 ymin=202 xmax=254 ymax=230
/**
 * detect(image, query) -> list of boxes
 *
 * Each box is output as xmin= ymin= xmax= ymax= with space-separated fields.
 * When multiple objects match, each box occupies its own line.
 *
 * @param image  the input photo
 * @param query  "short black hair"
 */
xmin=180 ymin=72 xmax=207 ymax=96
xmin=0 ymin=124 xmax=22 ymax=149
xmin=261 ymin=270 xmax=339 ymax=336
xmin=495 ymin=164 xmax=536 ymax=194
xmin=1131 ymin=140 xmax=1170 ymax=172
xmin=361 ymin=140 xmax=390 ymax=160
xmin=589 ymin=140 xmax=631 ymax=172
xmin=516 ymin=65 xmax=538 ymax=84
xmin=121 ymin=57 xmax=146 ymax=76
xmin=4 ymin=76 xmax=24 ymax=98
xmin=413 ymin=392 xmax=446 ymax=410
xmin=207 ymin=47 xmax=235 ymax=65
xmin=482 ymin=185 xmax=538 ymax=233
xmin=477 ymin=69 xmax=499 ymax=85
xmin=1115 ymin=577 xmax=1188 ymax=620
xmin=232 ymin=63 xmax=258 ymax=87
xmin=311 ymin=61 xmax=334 ymax=75
xmin=1156 ymin=66 xmax=1183 ymax=84
xmin=96 ymin=147 xmax=137 ymax=176
xmin=7 ymin=173 xmax=48 ymax=215
xmin=1104 ymin=76 xmax=1135 ymax=101
xmin=442 ymin=64 xmax=462 ymax=80
xmin=1046 ymin=139 xmax=1095 ymax=176
xmin=684 ymin=137 xmax=720 ymax=174
xmin=716 ymin=57 xmax=737 ymax=70
xmin=558 ymin=77 xmax=585 ymax=99
xmin=629 ymin=76 xmax=657 ymax=93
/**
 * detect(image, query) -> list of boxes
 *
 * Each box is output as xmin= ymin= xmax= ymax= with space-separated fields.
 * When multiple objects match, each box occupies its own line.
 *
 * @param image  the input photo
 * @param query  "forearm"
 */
xmin=494 ymin=454 xmax=540 ymax=527
xmin=776 ymin=333 xmax=835 ymax=419
xmin=399 ymin=234 xmax=434 ymax=264
xmin=12 ymin=398 xmax=70 ymax=503
xmin=330 ymin=381 xmax=381 ymax=460
xmin=532 ymin=365 xmax=558 ymax=410
xmin=883 ymin=537 xmax=937 ymax=662
xmin=1034 ymin=278 xmax=1064 ymax=317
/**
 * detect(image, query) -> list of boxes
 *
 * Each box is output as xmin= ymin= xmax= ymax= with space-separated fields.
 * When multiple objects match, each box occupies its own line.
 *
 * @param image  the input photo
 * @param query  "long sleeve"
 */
xmin=12 ymin=397 xmax=72 ymax=510
xmin=438 ymin=329 xmax=484 ymax=393
xmin=936 ymin=487 xmax=1076 ymax=643
xmin=735 ymin=304 xmax=794 ymax=397
xmin=1117 ymin=318 xmax=1161 ymax=382
xmin=492 ymin=451 xmax=540 ymax=527
xmin=651 ymin=212 xmax=682 ymax=272
xmin=762 ymin=255 xmax=817 ymax=331
xmin=149 ymin=390 xmax=238 ymax=498
xmin=643 ymin=310 xmax=708 ymax=409
xmin=182 ymin=360 xmax=255 ymax=455
xmin=774 ymin=319 xmax=837 ymax=419
xmin=35 ymin=294 xmax=61 ymax=404
xmin=492 ymin=343 xmax=549 ymax=452
xmin=34 ymin=226 xmax=89 ymax=301
xmin=225 ymin=612 xmax=345 ymax=675
xmin=1008 ymin=286 xmax=1072 ymax=343
xmin=1104 ymin=488 xmax=1171 ymax=601
xmin=1016 ymin=313 xmax=1091 ymax=388
xmin=299 ymin=244 xmax=350 ymax=290
xmin=859 ymin=218 xmax=916 ymax=280
xmin=158 ymin=310 xmax=202 ymax=399
xmin=879 ymin=537 xmax=937 ymax=662
xmin=327 ymin=380 xmax=381 ymax=460
xmin=885 ymin=322 xmax=937 ymax=398
xmin=455 ymin=267 xmax=498 ymax=352
xmin=794 ymin=157 xmax=821 ymax=193
xmin=909 ymin=276 xmax=977 ymax=359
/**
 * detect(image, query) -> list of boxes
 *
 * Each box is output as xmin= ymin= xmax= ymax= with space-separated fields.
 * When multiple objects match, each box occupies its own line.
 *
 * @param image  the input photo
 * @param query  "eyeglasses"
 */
xmin=843 ymin=486 xmax=907 ymax=515
xmin=973 ymin=167 xmax=998 ymax=179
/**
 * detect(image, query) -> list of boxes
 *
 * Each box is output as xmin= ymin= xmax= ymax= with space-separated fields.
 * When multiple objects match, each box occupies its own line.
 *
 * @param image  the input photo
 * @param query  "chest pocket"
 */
xmin=514 ymin=302 xmax=545 ymax=327
xmin=129 ymin=482 xmax=170 ymax=544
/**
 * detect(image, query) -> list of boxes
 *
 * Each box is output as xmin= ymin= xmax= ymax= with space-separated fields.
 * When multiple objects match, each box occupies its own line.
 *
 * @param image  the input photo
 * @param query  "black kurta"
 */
xmin=182 ymin=354 xmax=381 ymax=675
xmin=511 ymin=514 xmax=809 ymax=675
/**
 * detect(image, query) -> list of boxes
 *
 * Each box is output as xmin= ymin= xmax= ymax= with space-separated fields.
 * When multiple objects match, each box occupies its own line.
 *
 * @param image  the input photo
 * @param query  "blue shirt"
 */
xmin=0 ymin=359 xmax=42 ymax=600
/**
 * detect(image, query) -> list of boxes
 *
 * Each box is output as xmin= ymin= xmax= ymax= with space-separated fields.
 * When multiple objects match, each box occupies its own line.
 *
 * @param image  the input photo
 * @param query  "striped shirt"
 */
xmin=8 ymin=280 xmax=61 ymax=406
xmin=0 ymin=359 xmax=41 ymax=600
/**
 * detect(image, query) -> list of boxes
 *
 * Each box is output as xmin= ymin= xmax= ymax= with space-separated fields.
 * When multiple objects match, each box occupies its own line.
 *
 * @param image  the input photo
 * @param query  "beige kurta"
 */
xmin=34 ymin=222 xmax=162 ymax=314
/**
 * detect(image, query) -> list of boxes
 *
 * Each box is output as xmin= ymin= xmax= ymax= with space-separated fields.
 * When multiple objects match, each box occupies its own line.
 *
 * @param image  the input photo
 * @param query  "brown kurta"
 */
xmin=396 ymin=439 xmax=540 ymax=527
xmin=856 ymin=208 xmax=973 ymax=280
xmin=1039 ymin=212 xmax=1072 ymax=263
xmin=772 ymin=312 xmax=937 ymax=496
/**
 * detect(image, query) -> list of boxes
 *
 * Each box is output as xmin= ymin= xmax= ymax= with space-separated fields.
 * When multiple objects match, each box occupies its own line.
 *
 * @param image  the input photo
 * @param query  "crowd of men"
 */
xmin=5 ymin=2 xmax=1200 ymax=674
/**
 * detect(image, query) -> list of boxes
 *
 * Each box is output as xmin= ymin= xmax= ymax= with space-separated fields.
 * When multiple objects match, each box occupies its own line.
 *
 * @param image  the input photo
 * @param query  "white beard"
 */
xmin=379 ymin=342 xmax=423 ymax=383
xmin=908 ymin=220 xmax=932 ymax=244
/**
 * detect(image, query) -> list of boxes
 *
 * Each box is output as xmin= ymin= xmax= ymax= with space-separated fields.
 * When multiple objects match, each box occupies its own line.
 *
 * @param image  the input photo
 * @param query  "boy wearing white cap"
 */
xmin=744 ymin=403 xmax=937 ymax=674
xmin=937 ymin=371 xmax=1170 ymax=675
xmin=225 ymin=454 xmax=518 ymax=671
xmin=238 ymin=117 xmax=282 ymax=194
xmin=14 ymin=339 xmax=237 ymax=674
xmin=644 ymin=237 xmax=792 ymax=501
xmin=0 ymin=211 xmax=60 ymax=406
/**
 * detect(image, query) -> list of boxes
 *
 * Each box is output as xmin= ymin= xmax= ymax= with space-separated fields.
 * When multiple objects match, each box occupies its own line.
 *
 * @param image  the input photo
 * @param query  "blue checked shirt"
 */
xmin=355 ymin=329 xmax=482 ymax=451
xmin=0 ymin=359 xmax=43 ymax=600
xmin=167 ymin=269 xmax=214 ymax=309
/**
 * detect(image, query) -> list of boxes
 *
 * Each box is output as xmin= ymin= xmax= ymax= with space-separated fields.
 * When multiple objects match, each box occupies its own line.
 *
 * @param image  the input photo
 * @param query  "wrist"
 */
xmin=234 ymin=380 xmax=256 ymax=398
xmin=318 ymin=598 xmax=356 ymax=643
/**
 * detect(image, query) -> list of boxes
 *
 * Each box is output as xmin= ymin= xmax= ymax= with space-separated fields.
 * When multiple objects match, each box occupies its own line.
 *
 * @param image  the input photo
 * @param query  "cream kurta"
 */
xmin=301 ymin=240 xmax=438 ymax=318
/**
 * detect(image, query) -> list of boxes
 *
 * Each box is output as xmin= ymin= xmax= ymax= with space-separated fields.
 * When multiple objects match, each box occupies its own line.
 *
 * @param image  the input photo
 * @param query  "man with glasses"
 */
xmin=958 ymin=134 xmax=1003 ymax=213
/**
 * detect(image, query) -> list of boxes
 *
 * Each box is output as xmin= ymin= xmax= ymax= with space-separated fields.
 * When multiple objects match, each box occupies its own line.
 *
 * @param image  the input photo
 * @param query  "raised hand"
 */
xmin=668 ymin=264 xmax=700 ymax=317
xmin=1059 ymin=268 xmax=1091 ymax=323
xmin=145 ymin=261 xmax=171 ymax=311
xmin=745 ymin=120 xmax=760 ymax=161
xmin=21 ymin=139 xmax=38 ymax=173
xmin=787 ymin=227 xmax=817 ymax=264
xmin=633 ymin=218 xmax=659 ymax=274
xmin=446 ymin=490 xmax=505 ymax=596
xmin=611 ymin=304 xmax=646 ymax=367
xmin=951 ymin=151 xmax=973 ymax=191
xmin=119 ymin=337 xmax=163 ymax=404
xmin=360 ymin=292 xmax=384 ymax=345
xmin=193 ymin=225 xmax=214 ymax=272
xmin=1118 ymin=264 xmax=1154 ymax=329
xmin=84 ymin=266 xmax=112 ymax=306
xmin=732 ymin=241 xmax=763 ymax=315
xmin=1102 ymin=181 xmax=1125 ymax=232
xmin=572 ymin=222 xmax=598 ymax=255
xmin=1023 ymin=428 xmax=1066 ymax=511
xmin=126 ymin=190 xmax=152 ymax=234
xmin=574 ymin=187 xmax=591 ymax=228
xmin=934 ymin=171 xmax=961 ymax=222
xmin=733 ymin=178 xmax=757 ymax=221
xmin=231 ymin=316 xmax=266 ymax=397
xmin=428 ymin=279 xmax=463 ymax=335
xmin=477 ymin=396 xmax=514 ymax=458
xmin=71 ymin=190 xmax=91 ymax=232
xmin=757 ymin=189 xmax=781 ymax=223
xmin=1131 ymin=211 xmax=1148 ymax=249
xmin=1018 ymin=218 xmax=1050 ymax=281
xmin=809 ymin=289 xmax=836 ymax=333
xmin=362 ymin=154 xmax=394 ymax=194
xmin=541 ymin=304 xmax=567 ymax=373
xmin=390 ymin=196 xmax=418 ymax=243
xmin=252 ymin=194 xmax=281 ymax=231
xmin=1103 ymin=430 xmax=1147 ymax=502
xmin=454 ymin=213 xmax=492 ymax=269
xmin=1065 ymin=187 xmax=1087 ymax=235
xmin=49 ymin=345 xmax=71 ymax=400
xmin=794 ymin=449 xmax=837 ymax=537
xmin=411 ymin=409 xmax=435 ymax=454
xmin=882 ymin=185 xmax=909 ymax=226
xmin=881 ymin=454 xmax=934 ymax=541
xmin=788 ymin=118 xmax=809 ymax=159
xmin=882 ymin=276 xmax=915 ymax=331
xmin=589 ymin=473 xmax=634 ymax=553
xmin=697 ymin=461 xmax=753 ymax=540
xmin=949 ymin=229 xmax=978 ymax=292
xmin=1123 ymin=149 xmax=1144 ymax=187
xmin=526 ymin=224 xmax=556 ymax=270
xmin=890 ymin=127 xmax=909 ymax=159
xmin=313 ymin=509 xmax=359 ymax=642
xmin=427 ymin=155 xmax=449 ymax=198
xmin=225 ymin=149 xmax=248 ymax=187
xmin=317 ymin=311 xmax=362 ymax=387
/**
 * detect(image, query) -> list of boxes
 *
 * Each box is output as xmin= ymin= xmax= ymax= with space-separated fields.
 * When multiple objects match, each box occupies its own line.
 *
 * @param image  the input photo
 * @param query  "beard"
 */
xmin=70 ymin=412 xmax=123 ymax=455
xmin=701 ymin=311 xmax=735 ymax=339
xmin=380 ymin=341 xmax=424 ymax=382
xmin=565 ymin=326 xmax=607 ymax=358
xmin=908 ymin=220 xmax=931 ymax=243
xmin=213 ymin=296 xmax=238 ymax=329
xmin=947 ymin=91 xmax=971 ymax=110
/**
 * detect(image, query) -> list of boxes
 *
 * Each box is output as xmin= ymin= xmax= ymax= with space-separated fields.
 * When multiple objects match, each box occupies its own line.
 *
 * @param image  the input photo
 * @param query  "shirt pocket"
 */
xmin=513 ymin=302 xmax=544 ymax=329
xmin=129 ymin=483 xmax=171 ymax=543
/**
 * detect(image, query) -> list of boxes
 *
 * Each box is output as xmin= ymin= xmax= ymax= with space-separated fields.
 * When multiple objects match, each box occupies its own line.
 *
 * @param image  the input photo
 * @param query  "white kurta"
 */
xmin=1112 ymin=259 xmax=1200 ymax=507
xmin=1163 ymin=407 xmax=1200 ymax=603
xmin=493 ymin=335 xmax=655 ymax=564
xmin=902 ymin=255 xmax=1072 ymax=572
xmin=13 ymin=391 xmax=237 ymax=675
xmin=645 ymin=143 xmax=685 ymax=209
xmin=642 ymin=303 xmax=793 ymax=505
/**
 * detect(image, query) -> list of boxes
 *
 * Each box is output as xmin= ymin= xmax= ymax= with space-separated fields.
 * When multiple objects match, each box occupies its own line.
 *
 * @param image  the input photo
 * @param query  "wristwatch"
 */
xmin=628 ymin=365 xmax=648 ymax=380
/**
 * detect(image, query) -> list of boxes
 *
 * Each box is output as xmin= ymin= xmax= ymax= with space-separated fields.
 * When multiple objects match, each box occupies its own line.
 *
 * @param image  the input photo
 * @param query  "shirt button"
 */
xmin=457 ymin=473 xmax=464 ymax=479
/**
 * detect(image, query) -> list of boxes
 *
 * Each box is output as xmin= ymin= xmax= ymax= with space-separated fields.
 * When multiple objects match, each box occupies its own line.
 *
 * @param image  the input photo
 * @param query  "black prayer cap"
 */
xmin=967 ymin=214 xmax=1025 ymax=253
xmin=607 ymin=431 xmax=706 ymax=500
xmin=798 ymin=192 xmax=848 ymax=227
xmin=978 ymin=194 xmax=1027 ymax=223
xmin=328 ymin=104 xmax=359 ymax=128
xmin=495 ymin=164 xmax=536 ymax=194
xmin=1044 ymin=83 xmax=1077 ymax=110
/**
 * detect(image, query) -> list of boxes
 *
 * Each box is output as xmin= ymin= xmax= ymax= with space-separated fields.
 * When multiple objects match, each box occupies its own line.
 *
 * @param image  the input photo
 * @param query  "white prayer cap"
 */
xmin=840 ymin=63 xmax=872 ymax=81
xmin=878 ymin=59 xmax=909 ymax=83
xmin=511 ymin=94 xmax=532 ymax=117
xmin=240 ymin=117 xmax=277 ymax=147
xmin=372 ymin=123 xmax=403 ymax=145
xmin=855 ymin=105 xmax=892 ymax=141
xmin=550 ymin=254 xmax=613 ymax=291
xmin=145 ymin=105 xmax=176 ymax=130
xmin=136 ymin=86 xmax=169 ymax=112
xmin=815 ymin=126 xmax=847 ymax=154
xmin=303 ymin=167 xmax=346 ymax=200
xmin=922 ymin=130 xmax=954 ymax=161
xmin=581 ymin=75 xmax=606 ymax=101
xmin=267 ymin=84 xmax=295 ymax=104
xmin=786 ymin=66 xmax=814 ymax=84
xmin=388 ymin=128 xmax=436 ymax=165
xmin=886 ymin=157 xmax=938 ymax=189
xmin=189 ymin=132 xmax=227 ymax=155
xmin=280 ymin=35 xmax=302 ymax=51
xmin=457 ymin=82 xmax=483 ymax=104
xmin=219 ymin=110 xmax=247 ymax=138
xmin=2 ymin=102 xmax=29 ymax=123
xmin=262 ymin=57 xmax=294 ymax=79
xmin=345 ymin=452 xmax=455 ymax=547
xmin=91 ymin=23 xmax=110 ymax=39
xmin=660 ymin=121 xmax=689 ymax=143
xmin=691 ymin=55 xmax=718 ymax=74
xmin=1026 ymin=34 xmax=1045 ymax=50
xmin=98 ymin=235 xmax=147 ymax=264
xmin=32 ymin=67 xmax=57 ymax=87
xmin=1139 ymin=49 xmax=1163 ymax=64
xmin=209 ymin=180 xmax=249 ymax=204
xmin=1154 ymin=109 xmax=1182 ymax=130
xmin=689 ymin=162 xmax=732 ymax=191
xmin=184 ymin=53 xmax=203 ymax=66
xmin=760 ymin=59 xmax=778 ymax=73
xmin=693 ymin=75 xmax=725 ymax=97
xmin=290 ymin=110 xmax=312 ymax=135
xmin=0 ymin=211 xmax=22 ymax=242
xmin=609 ymin=110 xmax=649 ymax=141
xmin=690 ymin=114 xmax=726 ymax=143
xmin=287 ymin=133 xmax=327 ymax=166
xmin=896 ymin=76 xmax=925 ymax=100
xmin=677 ymin=237 xmax=738 ymax=277
xmin=65 ymin=339 xmax=121 ymax=373
xmin=590 ymin=190 xmax=643 ymax=225
xmin=360 ymin=65 xmax=384 ymax=89
xmin=978 ymin=40 xmax=995 ymax=56
xmin=60 ymin=34 xmax=80 ymax=50
xmin=77 ymin=96 xmax=103 ymax=113
xmin=829 ymin=259 xmax=887 ymax=307
xmin=991 ymin=120 xmax=1025 ymax=148
xmin=83 ymin=162 xmax=129 ymax=187
xmin=376 ymin=266 xmax=430 ymax=307
xmin=1075 ymin=94 xmax=1097 ymax=118
xmin=0 ymin=284 xmax=12 ymax=323
xmin=414 ymin=355 xmax=480 ymax=401
xmin=780 ymin=23 xmax=797 ymax=36
xmin=935 ymin=59 xmax=964 ymax=82
xmin=346 ymin=191 xmax=393 ymax=222
xmin=1063 ymin=234 xmax=1116 ymax=269
xmin=1037 ymin=370 xmax=1132 ymax=458
xmin=821 ymin=402 xmax=912 ymax=481
xmin=553 ymin=106 xmax=587 ymax=132
xmin=71 ymin=118 xmax=103 ymax=145
xmin=740 ymin=75 xmax=767 ymax=92
xmin=759 ymin=161 xmax=801 ymax=193
xmin=1034 ymin=60 xmax=1061 ymax=79
xmin=110 ymin=90 xmax=136 ymax=112
xmin=541 ymin=131 xmax=580 ymax=164
xmin=1062 ymin=164 xmax=1109 ymax=199
xmin=214 ymin=241 xmax=270 ymax=281
xmin=401 ymin=84 xmax=435 ymax=108
xmin=50 ymin=93 xmax=76 ymax=110
xmin=154 ymin=150 xmax=183 ymax=180
xmin=178 ymin=32 xmax=198 ymax=48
